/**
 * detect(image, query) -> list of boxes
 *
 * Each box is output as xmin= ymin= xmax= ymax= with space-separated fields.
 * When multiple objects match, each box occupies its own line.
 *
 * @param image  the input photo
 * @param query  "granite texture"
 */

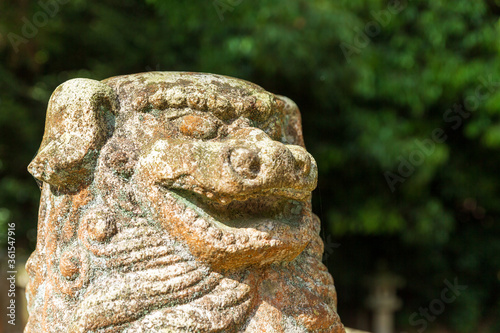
xmin=26 ymin=72 xmax=345 ymax=333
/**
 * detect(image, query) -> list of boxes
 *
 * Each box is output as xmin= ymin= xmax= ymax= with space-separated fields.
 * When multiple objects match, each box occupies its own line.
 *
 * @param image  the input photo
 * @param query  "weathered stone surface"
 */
xmin=26 ymin=72 xmax=346 ymax=333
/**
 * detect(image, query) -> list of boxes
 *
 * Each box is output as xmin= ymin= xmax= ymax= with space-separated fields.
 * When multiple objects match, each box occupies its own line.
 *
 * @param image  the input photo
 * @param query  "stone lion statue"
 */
xmin=26 ymin=72 xmax=345 ymax=333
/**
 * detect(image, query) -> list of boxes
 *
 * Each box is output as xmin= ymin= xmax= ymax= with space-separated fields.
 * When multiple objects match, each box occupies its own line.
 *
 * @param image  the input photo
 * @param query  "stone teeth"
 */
xmin=239 ymin=234 xmax=249 ymax=243
xmin=193 ymin=186 xmax=204 ymax=195
xmin=222 ymin=233 xmax=236 ymax=245
xmin=183 ymin=207 xmax=198 ymax=221
xmin=217 ymin=196 xmax=231 ymax=204
xmin=207 ymin=228 xmax=223 ymax=240
xmin=193 ymin=218 xmax=210 ymax=230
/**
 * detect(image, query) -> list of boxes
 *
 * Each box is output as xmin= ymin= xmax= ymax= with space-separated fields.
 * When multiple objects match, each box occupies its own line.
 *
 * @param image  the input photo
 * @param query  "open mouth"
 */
xmin=158 ymin=185 xmax=310 ymax=230
xmin=146 ymin=181 xmax=315 ymax=269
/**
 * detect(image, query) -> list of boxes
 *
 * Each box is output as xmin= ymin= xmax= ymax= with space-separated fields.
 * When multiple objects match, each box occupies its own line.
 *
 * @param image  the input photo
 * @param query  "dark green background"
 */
xmin=1 ymin=0 xmax=500 ymax=331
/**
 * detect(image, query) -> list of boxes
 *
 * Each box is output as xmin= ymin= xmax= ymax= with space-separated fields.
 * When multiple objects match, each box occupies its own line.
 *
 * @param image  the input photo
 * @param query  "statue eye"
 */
xmin=260 ymin=116 xmax=283 ymax=142
xmin=264 ymin=123 xmax=283 ymax=142
xmin=178 ymin=114 xmax=220 ymax=139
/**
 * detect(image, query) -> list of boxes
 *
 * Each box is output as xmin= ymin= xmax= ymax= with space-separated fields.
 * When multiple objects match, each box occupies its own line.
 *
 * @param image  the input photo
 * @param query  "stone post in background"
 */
xmin=366 ymin=270 xmax=404 ymax=333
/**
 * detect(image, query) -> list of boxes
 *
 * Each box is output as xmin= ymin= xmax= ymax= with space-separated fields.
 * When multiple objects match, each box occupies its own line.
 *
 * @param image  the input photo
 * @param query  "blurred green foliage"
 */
xmin=1 ymin=0 xmax=499 ymax=331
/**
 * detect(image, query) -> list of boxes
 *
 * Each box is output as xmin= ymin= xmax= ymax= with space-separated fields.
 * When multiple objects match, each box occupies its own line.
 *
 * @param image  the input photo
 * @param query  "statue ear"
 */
xmin=28 ymin=78 xmax=118 ymax=192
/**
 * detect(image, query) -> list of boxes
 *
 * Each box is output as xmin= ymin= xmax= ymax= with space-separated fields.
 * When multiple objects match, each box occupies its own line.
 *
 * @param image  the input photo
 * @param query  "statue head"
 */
xmin=26 ymin=72 xmax=344 ymax=332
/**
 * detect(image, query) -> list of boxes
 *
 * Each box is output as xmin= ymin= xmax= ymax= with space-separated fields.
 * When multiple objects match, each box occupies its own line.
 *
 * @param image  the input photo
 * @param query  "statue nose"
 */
xmin=228 ymin=144 xmax=313 ymax=181
xmin=229 ymin=148 xmax=261 ymax=179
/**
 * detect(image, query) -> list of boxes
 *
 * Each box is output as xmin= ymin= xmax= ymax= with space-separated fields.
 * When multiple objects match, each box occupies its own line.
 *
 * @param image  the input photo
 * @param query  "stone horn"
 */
xmin=28 ymin=79 xmax=118 ymax=192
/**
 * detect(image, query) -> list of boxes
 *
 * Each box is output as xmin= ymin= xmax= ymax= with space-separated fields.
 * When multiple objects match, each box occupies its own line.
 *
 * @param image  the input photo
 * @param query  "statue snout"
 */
xmin=140 ymin=128 xmax=317 ymax=201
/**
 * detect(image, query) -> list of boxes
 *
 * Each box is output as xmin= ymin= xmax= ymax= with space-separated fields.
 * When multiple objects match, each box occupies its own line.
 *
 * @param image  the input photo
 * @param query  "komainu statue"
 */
xmin=26 ymin=72 xmax=346 ymax=333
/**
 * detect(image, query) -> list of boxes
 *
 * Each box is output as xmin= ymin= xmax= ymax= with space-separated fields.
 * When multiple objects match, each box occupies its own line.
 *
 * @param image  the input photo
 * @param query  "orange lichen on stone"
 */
xmin=26 ymin=72 xmax=345 ymax=333
xmin=179 ymin=114 xmax=219 ymax=139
